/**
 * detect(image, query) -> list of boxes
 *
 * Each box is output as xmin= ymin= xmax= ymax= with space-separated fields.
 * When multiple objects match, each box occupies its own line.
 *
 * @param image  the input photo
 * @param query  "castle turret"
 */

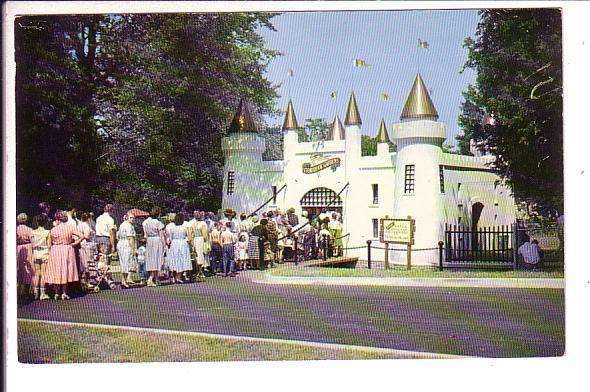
xmin=391 ymin=74 xmax=447 ymax=265
xmin=329 ymin=115 xmax=346 ymax=141
xmin=283 ymin=100 xmax=299 ymax=160
xmin=221 ymin=99 xmax=266 ymax=214
xmin=343 ymin=92 xmax=363 ymax=254
xmin=376 ymin=118 xmax=390 ymax=156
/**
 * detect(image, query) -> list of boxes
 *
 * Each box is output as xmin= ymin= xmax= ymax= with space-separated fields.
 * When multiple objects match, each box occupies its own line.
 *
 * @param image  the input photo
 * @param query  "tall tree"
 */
xmin=16 ymin=16 xmax=104 ymax=212
xmin=95 ymin=13 xmax=279 ymax=212
xmin=458 ymin=9 xmax=563 ymax=217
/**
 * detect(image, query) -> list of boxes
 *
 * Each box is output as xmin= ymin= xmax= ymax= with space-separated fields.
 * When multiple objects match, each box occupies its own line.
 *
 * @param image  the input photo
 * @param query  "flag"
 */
xmin=353 ymin=58 xmax=370 ymax=67
xmin=382 ymin=93 xmax=389 ymax=101
xmin=288 ymin=69 xmax=294 ymax=77
xmin=330 ymin=91 xmax=337 ymax=98
xmin=418 ymin=39 xmax=429 ymax=49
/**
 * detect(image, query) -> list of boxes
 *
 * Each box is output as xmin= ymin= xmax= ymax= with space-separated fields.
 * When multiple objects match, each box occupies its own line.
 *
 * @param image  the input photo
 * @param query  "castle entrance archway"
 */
xmin=300 ymin=187 xmax=342 ymax=222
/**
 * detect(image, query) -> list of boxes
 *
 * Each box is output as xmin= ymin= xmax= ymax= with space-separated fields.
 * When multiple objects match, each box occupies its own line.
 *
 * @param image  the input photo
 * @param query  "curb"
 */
xmin=255 ymin=273 xmax=565 ymax=289
xmin=18 ymin=318 xmax=465 ymax=359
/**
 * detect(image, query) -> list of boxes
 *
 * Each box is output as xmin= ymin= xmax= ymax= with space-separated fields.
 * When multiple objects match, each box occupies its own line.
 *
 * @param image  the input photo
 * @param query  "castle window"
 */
xmin=372 ymin=184 xmax=379 ymax=204
xmin=372 ymin=218 xmax=379 ymax=238
xmin=272 ymin=185 xmax=277 ymax=204
xmin=439 ymin=165 xmax=445 ymax=193
xmin=227 ymin=171 xmax=235 ymax=195
xmin=404 ymin=165 xmax=415 ymax=194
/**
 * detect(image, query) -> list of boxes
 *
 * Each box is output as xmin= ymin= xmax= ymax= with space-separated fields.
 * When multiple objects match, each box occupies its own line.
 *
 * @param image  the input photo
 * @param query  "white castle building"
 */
xmin=221 ymin=74 xmax=516 ymax=265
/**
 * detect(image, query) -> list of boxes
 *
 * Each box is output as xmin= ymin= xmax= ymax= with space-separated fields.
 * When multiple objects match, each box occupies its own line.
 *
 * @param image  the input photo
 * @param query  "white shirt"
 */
xmin=518 ymin=242 xmax=541 ymax=264
xmin=95 ymin=212 xmax=115 ymax=237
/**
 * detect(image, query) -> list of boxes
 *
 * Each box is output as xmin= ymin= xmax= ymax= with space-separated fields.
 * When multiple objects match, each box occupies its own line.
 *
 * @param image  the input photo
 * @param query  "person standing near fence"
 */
xmin=518 ymin=234 xmax=541 ymax=271
xmin=328 ymin=212 xmax=343 ymax=257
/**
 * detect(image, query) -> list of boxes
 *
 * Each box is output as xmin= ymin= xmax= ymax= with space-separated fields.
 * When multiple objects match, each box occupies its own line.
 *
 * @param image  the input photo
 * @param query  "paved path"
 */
xmin=17 ymin=270 xmax=564 ymax=358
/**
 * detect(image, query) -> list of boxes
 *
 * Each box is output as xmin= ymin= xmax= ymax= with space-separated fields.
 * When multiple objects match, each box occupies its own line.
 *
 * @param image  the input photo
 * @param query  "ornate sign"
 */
xmin=302 ymin=156 xmax=340 ymax=174
xmin=380 ymin=218 xmax=415 ymax=245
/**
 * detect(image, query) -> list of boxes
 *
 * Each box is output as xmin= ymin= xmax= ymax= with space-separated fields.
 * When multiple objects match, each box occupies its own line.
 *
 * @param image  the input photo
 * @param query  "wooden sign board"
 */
xmin=380 ymin=218 xmax=415 ymax=245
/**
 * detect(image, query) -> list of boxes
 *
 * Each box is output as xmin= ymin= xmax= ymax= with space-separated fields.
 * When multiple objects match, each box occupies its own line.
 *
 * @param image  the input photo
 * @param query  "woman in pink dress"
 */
xmin=45 ymin=210 xmax=82 ymax=300
xmin=17 ymin=213 xmax=34 ymax=298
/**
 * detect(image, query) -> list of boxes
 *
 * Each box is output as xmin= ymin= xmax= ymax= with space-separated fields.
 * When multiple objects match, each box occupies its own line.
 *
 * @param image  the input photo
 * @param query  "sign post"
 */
xmin=380 ymin=216 xmax=415 ymax=270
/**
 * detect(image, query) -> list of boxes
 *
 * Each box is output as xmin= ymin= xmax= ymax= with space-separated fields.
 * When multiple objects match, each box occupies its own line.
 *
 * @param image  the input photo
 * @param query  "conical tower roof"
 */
xmin=400 ymin=73 xmax=439 ymax=120
xmin=329 ymin=115 xmax=346 ymax=140
xmin=376 ymin=118 xmax=390 ymax=143
xmin=282 ymin=100 xmax=299 ymax=131
xmin=345 ymin=92 xmax=362 ymax=126
xmin=228 ymin=98 xmax=258 ymax=134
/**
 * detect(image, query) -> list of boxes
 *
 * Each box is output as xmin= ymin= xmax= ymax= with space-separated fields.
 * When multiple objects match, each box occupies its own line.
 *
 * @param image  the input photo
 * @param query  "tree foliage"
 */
xmin=458 ymin=9 xmax=563 ymax=216
xmin=16 ymin=13 xmax=280 ymax=214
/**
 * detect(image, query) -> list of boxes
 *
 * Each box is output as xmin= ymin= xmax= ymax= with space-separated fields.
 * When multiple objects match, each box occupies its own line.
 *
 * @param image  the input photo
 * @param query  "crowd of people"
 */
xmin=16 ymin=202 xmax=345 ymax=301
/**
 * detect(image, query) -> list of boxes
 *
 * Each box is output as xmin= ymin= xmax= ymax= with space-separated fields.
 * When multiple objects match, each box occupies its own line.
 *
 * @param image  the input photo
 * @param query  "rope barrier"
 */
xmin=371 ymin=246 xmax=438 ymax=252
xmin=248 ymin=184 xmax=287 ymax=218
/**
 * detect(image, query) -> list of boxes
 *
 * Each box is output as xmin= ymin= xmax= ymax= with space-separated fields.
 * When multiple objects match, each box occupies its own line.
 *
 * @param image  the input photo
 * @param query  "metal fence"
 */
xmin=444 ymin=223 xmax=515 ymax=267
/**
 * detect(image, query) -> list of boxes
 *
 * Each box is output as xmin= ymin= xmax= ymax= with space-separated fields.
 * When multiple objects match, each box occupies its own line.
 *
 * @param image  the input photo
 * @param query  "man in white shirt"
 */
xmin=518 ymin=234 xmax=541 ymax=270
xmin=96 ymin=204 xmax=116 ymax=259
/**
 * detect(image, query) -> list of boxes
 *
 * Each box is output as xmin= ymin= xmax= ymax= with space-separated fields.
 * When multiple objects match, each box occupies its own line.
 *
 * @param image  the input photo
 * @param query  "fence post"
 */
xmin=366 ymin=240 xmax=372 ymax=269
xmin=438 ymin=241 xmax=444 ymax=271
xmin=512 ymin=222 xmax=518 ymax=270
xmin=293 ymin=237 xmax=298 ymax=266
xmin=258 ymin=237 xmax=264 ymax=270
xmin=322 ymin=234 xmax=328 ymax=261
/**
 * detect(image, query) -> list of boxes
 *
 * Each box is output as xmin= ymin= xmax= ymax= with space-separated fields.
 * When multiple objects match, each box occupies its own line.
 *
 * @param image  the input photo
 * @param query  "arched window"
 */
xmin=300 ymin=187 xmax=342 ymax=208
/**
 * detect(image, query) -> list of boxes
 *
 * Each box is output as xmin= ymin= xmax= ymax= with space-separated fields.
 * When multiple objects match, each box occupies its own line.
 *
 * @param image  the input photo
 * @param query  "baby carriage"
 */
xmin=82 ymin=251 xmax=116 ymax=293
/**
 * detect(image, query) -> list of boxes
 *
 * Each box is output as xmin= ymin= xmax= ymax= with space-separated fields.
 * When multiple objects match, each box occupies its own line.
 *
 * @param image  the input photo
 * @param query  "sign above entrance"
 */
xmin=302 ymin=156 xmax=340 ymax=174
xmin=380 ymin=217 xmax=415 ymax=245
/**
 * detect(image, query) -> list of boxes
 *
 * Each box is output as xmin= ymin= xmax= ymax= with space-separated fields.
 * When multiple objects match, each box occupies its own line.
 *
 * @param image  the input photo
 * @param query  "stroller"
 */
xmin=81 ymin=250 xmax=117 ymax=293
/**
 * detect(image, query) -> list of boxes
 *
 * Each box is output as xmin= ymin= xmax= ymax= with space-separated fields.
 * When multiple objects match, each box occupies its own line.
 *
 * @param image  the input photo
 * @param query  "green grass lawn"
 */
xmin=268 ymin=264 xmax=564 ymax=279
xmin=17 ymin=320 xmax=433 ymax=363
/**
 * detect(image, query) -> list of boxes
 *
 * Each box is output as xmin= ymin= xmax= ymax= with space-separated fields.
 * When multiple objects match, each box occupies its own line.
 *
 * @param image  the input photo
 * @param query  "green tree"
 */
xmin=458 ymin=9 xmax=562 ymax=217
xmin=361 ymin=135 xmax=377 ymax=156
xmin=16 ymin=13 xmax=280 ymax=214
xmin=15 ymin=16 xmax=104 ymax=212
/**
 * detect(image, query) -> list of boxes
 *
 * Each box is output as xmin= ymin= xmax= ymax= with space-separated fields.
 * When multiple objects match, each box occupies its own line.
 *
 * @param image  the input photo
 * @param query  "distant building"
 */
xmin=221 ymin=74 xmax=516 ymax=264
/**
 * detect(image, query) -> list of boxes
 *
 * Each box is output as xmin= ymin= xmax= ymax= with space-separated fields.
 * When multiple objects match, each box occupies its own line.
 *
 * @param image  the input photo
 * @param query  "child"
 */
xmin=237 ymin=234 xmax=248 ymax=271
xmin=137 ymin=245 xmax=147 ymax=281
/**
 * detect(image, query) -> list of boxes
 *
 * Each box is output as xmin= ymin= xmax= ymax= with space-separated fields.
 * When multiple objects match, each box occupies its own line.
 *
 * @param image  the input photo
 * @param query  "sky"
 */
xmin=259 ymin=10 xmax=480 ymax=146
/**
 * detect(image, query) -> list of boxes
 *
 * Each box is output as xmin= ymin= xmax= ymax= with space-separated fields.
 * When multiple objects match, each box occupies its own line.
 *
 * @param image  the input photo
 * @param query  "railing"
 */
xmin=444 ymin=223 xmax=515 ymax=266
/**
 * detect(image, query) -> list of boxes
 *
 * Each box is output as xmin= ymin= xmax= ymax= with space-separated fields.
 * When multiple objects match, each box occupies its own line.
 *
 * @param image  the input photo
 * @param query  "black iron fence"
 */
xmin=444 ymin=223 xmax=515 ymax=267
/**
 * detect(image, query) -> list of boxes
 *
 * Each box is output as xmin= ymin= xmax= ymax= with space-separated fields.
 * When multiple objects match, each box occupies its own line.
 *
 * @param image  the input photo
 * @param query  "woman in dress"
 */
xmin=31 ymin=214 xmax=51 ymax=300
xmin=192 ymin=211 xmax=210 ymax=273
xmin=117 ymin=213 xmax=137 ymax=287
xmin=17 ymin=213 xmax=35 ymax=298
xmin=142 ymin=207 xmax=166 ymax=287
xmin=166 ymin=213 xmax=193 ymax=283
xmin=45 ymin=210 xmax=82 ymax=300
xmin=77 ymin=212 xmax=96 ymax=282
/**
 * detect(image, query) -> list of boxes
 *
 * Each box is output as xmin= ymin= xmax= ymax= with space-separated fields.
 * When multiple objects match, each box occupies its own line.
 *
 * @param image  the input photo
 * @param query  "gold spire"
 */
xmin=400 ymin=73 xmax=439 ymax=120
xmin=345 ymin=92 xmax=362 ymax=126
xmin=329 ymin=115 xmax=346 ymax=140
xmin=376 ymin=118 xmax=389 ymax=143
xmin=228 ymin=98 xmax=258 ymax=134
xmin=282 ymin=100 xmax=299 ymax=131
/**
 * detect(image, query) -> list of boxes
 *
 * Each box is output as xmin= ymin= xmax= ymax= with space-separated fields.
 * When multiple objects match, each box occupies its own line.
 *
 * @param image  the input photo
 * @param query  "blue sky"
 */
xmin=260 ymin=10 xmax=480 ymax=146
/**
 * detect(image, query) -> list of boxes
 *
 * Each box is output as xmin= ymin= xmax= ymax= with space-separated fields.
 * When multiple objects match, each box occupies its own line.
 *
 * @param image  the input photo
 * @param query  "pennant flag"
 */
xmin=353 ymin=58 xmax=370 ymax=67
xmin=382 ymin=93 xmax=389 ymax=101
xmin=330 ymin=91 xmax=337 ymax=98
xmin=288 ymin=69 xmax=294 ymax=77
xmin=418 ymin=39 xmax=429 ymax=49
